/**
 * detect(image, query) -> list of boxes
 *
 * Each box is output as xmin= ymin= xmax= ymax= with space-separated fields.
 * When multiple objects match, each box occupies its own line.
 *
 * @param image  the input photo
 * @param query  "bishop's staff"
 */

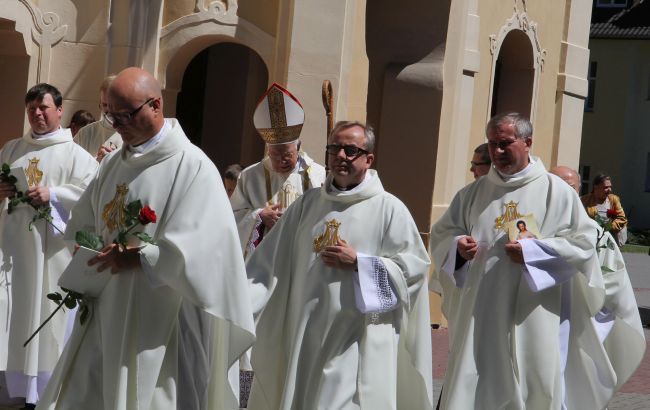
xmin=322 ymin=80 xmax=334 ymax=171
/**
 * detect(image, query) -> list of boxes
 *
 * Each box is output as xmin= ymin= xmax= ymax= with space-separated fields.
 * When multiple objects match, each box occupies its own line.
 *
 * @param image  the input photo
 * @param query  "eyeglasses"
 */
xmin=325 ymin=144 xmax=368 ymax=159
xmin=488 ymin=138 xmax=528 ymax=150
xmin=470 ymin=161 xmax=491 ymax=167
xmin=105 ymin=98 xmax=154 ymax=125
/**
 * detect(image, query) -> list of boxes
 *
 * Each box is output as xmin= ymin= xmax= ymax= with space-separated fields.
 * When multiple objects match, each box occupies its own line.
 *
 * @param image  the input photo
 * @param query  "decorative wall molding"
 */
xmin=193 ymin=0 xmax=237 ymax=15
xmin=488 ymin=5 xmax=546 ymax=71
xmin=486 ymin=4 xmax=545 ymax=125
xmin=16 ymin=0 xmax=67 ymax=83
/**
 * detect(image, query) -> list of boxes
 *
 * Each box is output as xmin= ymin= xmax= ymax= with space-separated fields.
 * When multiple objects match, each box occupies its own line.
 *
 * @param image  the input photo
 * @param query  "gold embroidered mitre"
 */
xmin=102 ymin=184 xmax=129 ymax=232
xmin=314 ymin=219 xmax=346 ymax=253
xmin=253 ymin=83 xmax=304 ymax=144
xmin=25 ymin=158 xmax=43 ymax=187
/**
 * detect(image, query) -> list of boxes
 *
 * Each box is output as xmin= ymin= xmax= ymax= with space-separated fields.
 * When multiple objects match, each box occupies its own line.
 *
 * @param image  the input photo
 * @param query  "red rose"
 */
xmin=138 ymin=205 xmax=157 ymax=225
xmin=606 ymin=208 xmax=619 ymax=218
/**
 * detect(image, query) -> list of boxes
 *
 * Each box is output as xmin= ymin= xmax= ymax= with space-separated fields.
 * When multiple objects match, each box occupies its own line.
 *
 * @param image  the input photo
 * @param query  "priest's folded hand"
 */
xmin=0 ymin=182 xmax=16 ymax=201
xmin=504 ymin=241 xmax=524 ymax=264
xmin=89 ymin=243 xmax=142 ymax=274
xmin=27 ymin=186 xmax=50 ymax=206
xmin=457 ymin=235 xmax=478 ymax=261
xmin=260 ymin=203 xmax=283 ymax=229
xmin=320 ymin=239 xmax=357 ymax=270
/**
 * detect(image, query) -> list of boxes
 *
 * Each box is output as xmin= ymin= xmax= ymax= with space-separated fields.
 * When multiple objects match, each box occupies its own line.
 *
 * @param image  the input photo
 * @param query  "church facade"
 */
xmin=0 ymin=0 xmax=592 ymax=239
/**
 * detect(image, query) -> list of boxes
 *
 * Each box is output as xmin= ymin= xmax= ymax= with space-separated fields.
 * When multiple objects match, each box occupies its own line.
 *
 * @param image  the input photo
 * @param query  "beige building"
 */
xmin=581 ymin=0 xmax=650 ymax=229
xmin=0 ymin=0 xmax=594 ymax=321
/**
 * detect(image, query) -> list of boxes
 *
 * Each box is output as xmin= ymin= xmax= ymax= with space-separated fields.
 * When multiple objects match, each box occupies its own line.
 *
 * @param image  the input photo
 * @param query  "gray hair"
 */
xmin=485 ymin=112 xmax=533 ymax=140
xmin=473 ymin=143 xmax=490 ymax=164
xmin=329 ymin=121 xmax=376 ymax=153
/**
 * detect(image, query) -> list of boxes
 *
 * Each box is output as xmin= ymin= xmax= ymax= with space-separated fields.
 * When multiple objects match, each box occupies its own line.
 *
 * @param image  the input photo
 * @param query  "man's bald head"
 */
xmin=550 ymin=166 xmax=581 ymax=194
xmin=107 ymin=67 xmax=164 ymax=146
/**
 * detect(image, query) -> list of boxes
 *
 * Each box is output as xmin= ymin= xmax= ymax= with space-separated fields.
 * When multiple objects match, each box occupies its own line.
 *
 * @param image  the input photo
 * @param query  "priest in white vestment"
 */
xmin=73 ymin=75 xmax=123 ymax=161
xmin=246 ymin=121 xmax=433 ymax=410
xmin=430 ymin=112 xmax=627 ymax=409
xmin=37 ymin=68 xmax=255 ymax=410
xmin=0 ymin=84 xmax=97 ymax=408
xmin=230 ymin=83 xmax=326 ymax=261
xmin=550 ymin=166 xmax=645 ymax=393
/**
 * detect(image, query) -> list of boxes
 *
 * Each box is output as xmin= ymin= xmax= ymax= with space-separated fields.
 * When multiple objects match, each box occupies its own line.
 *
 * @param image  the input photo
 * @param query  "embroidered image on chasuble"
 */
xmin=25 ymin=157 xmax=43 ymax=187
xmin=313 ymin=219 xmax=345 ymax=253
xmin=102 ymin=183 xmax=129 ymax=232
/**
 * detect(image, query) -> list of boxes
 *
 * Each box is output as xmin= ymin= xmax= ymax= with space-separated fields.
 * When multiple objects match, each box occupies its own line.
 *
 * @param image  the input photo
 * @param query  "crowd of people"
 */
xmin=0 ymin=67 xmax=644 ymax=410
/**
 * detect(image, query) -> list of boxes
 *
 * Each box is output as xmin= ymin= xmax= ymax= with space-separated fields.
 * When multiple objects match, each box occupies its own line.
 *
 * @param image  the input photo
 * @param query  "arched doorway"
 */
xmin=490 ymin=29 xmax=535 ymax=118
xmin=0 ymin=18 xmax=29 ymax=146
xmin=175 ymin=42 xmax=269 ymax=173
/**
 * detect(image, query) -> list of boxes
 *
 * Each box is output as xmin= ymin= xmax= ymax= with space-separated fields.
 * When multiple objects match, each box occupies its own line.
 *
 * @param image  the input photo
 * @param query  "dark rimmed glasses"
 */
xmin=105 ymin=98 xmax=154 ymax=126
xmin=470 ymin=161 xmax=491 ymax=167
xmin=325 ymin=144 xmax=369 ymax=159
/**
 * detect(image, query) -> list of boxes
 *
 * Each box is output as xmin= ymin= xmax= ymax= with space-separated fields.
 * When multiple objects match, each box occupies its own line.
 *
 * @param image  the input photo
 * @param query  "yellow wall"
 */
xmin=581 ymin=39 xmax=650 ymax=228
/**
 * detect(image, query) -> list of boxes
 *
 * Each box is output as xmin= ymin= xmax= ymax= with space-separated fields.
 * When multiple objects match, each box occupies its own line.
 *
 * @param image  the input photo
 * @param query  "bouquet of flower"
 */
xmin=594 ymin=207 xmax=620 ymax=234
xmin=0 ymin=163 xmax=61 ymax=233
xmin=24 ymin=199 xmax=157 ymax=346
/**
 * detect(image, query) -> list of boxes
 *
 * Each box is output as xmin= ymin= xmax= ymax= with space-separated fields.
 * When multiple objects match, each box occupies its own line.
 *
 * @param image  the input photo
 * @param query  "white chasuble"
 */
xmin=229 ymin=153 xmax=325 ymax=260
xmin=429 ymin=158 xmax=626 ymax=410
xmin=38 ymin=119 xmax=255 ymax=410
xmin=592 ymin=231 xmax=645 ymax=390
xmin=0 ymin=129 xmax=97 ymax=401
xmin=73 ymin=119 xmax=122 ymax=158
xmin=246 ymin=170 xmax=433 ymax=410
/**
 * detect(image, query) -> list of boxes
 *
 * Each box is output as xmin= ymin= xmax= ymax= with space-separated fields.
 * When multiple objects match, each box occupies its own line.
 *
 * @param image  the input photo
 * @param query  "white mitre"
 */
xmin=253 ymin=83 xmax=305 ymax=145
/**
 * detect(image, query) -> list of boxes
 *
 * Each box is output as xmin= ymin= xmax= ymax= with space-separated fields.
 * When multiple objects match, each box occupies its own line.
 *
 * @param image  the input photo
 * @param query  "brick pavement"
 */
xmin=431 ymin=327 xmax=650 ymax=408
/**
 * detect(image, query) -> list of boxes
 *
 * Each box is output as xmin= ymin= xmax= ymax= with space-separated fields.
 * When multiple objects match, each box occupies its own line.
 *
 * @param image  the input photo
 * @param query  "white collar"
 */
xmin=32 ymin=126 xmax=63 ymax=140
xmin=128 ymin=119 xmax=171 ymax=154
xmin=327 ymin=170 xmax=372 ymax=194
xmin=496 ymin=156 xmax=536 ymax=181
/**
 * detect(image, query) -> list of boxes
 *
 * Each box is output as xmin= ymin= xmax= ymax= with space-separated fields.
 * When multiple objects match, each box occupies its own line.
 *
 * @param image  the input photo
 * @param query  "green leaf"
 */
xmin=116 ymin=231 xmax=127 ymax=247
xmin=601 ymin=265 xmax=615 ymax=273
xmin=126 ymin=200 xmax=143 ymax=219
xmin=7 ymin=175 xmax=16 ymax=184
xmin=47 ymin=292 xmax=62 ymax=302
xmin=1 ymin=163 xmax=9 ymax=174
xmin=75 ymin=230 xmax=104 ymax=251
xmin=133 ymin=231 xmax=153 ymax=243
xmin=79 ymin=305 xmax=89 ymax=325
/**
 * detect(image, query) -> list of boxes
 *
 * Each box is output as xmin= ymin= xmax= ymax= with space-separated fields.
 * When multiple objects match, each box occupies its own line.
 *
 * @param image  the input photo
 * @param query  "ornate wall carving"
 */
xmin=486 ymin=2 xmax=546 ymax=123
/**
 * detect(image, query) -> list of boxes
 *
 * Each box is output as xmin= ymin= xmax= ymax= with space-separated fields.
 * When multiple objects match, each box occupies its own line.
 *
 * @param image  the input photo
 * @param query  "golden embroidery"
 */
xmin=278 ymin=183 xmax=298 ymax=210
xmin=314 ymin=219 xmax=346 ymax=253
xmin=257 ymin=124 xmax=303 ymax=144
xmin=25 ymin=158 xmax=43 ymax=187
xmin=102 ymin=184 xmax=129 ymax=232
xmin=494 ymin=200 xmax=524 ymax=231
xmin=267 ymin=86 xmax=287 ymax=129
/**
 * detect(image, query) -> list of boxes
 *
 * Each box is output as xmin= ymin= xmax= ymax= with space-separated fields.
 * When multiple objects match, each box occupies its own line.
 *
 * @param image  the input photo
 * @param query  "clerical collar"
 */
xmin=128 ymin=119 xmax=171 ymax=154
xmin=32 ymin=126 xmax=63 ymax=140
xmin=328 ymin=171 xmax=371 ymax=193
xmin=496 ymin=156 xmax=536 ymax=181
